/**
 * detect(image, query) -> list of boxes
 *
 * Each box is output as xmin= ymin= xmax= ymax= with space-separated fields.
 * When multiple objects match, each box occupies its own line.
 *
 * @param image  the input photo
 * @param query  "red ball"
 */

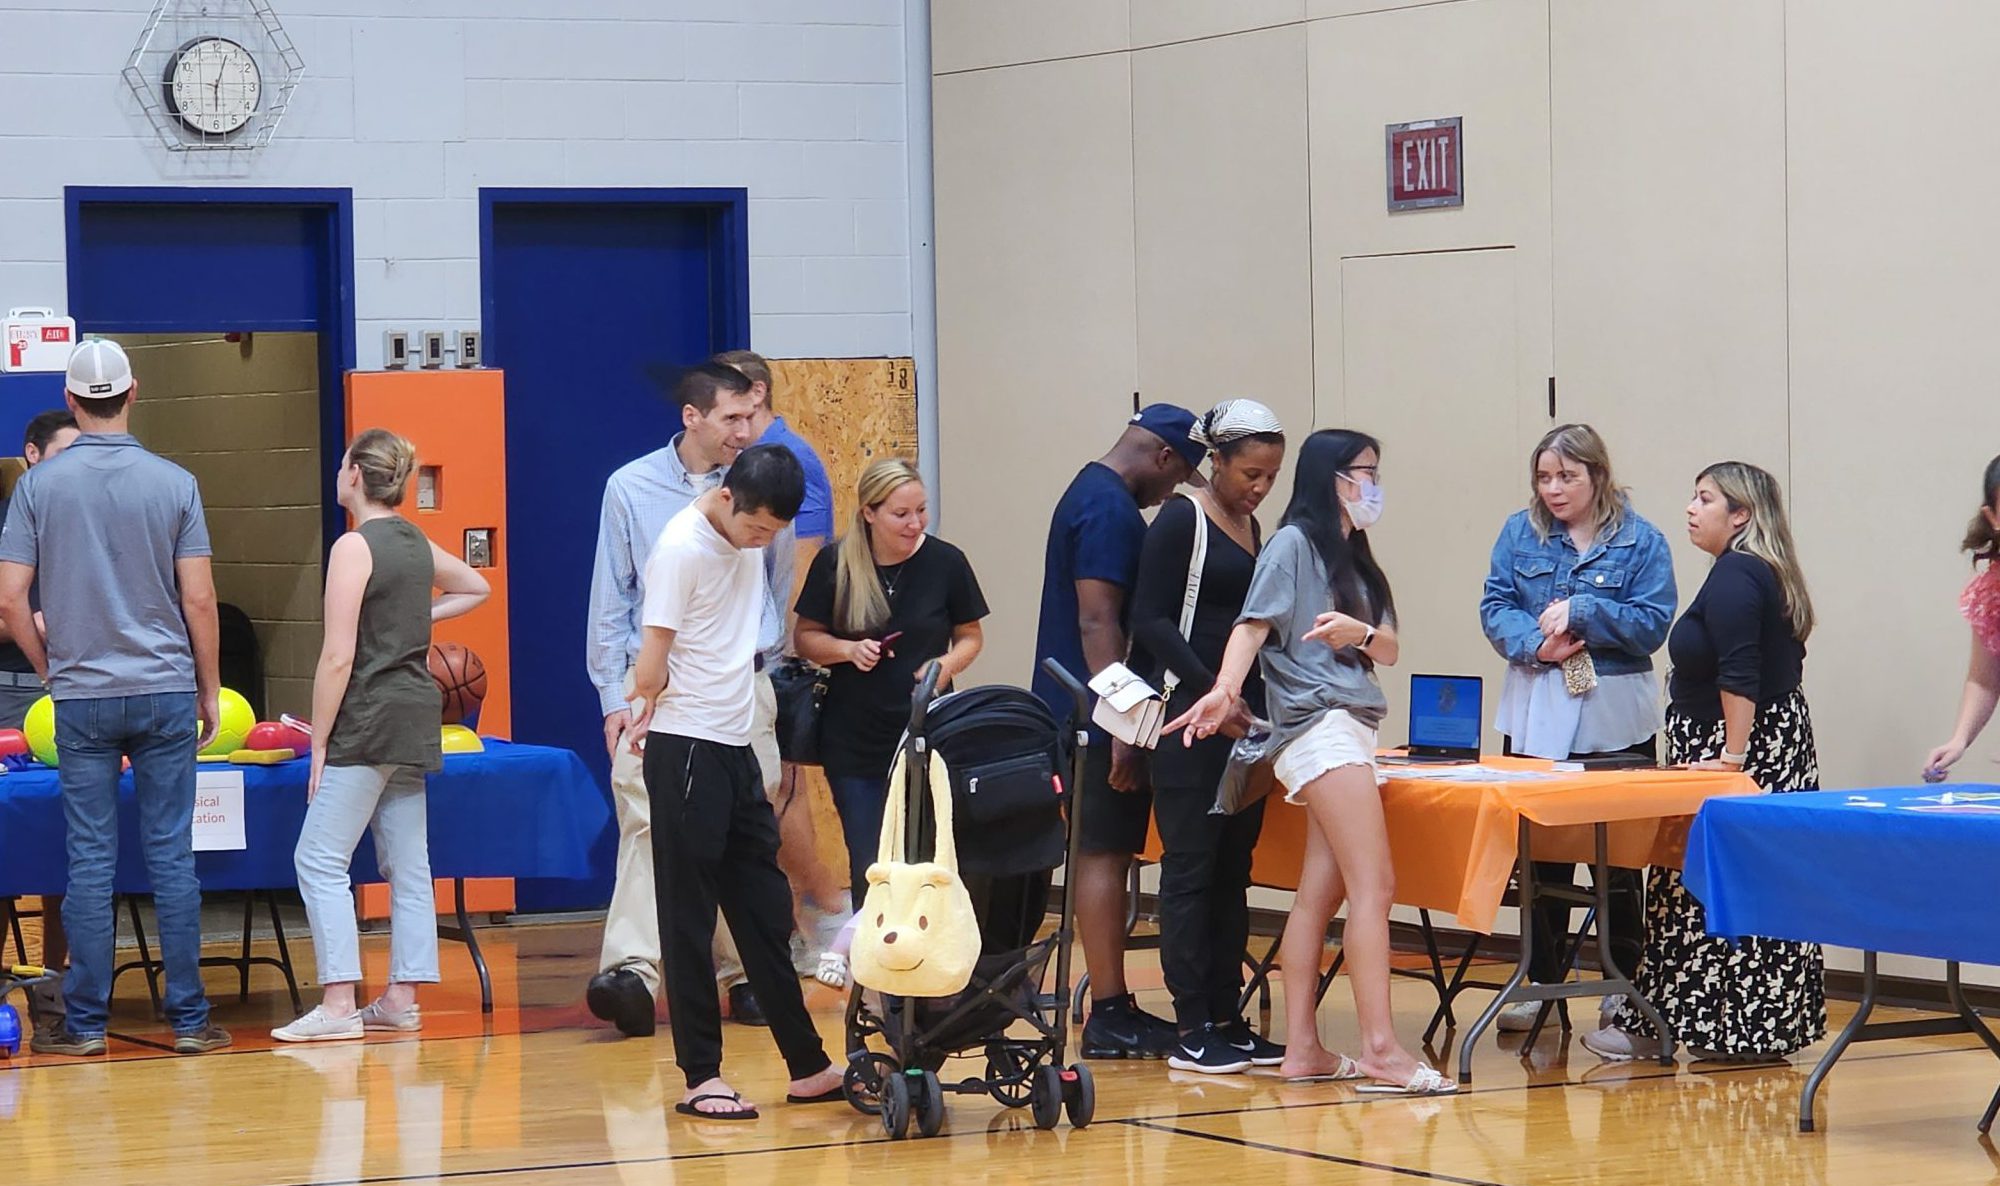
xmin=246 ymin=721 xmax=311 ymax=753
xmin=427 ymin=642 xmax=488 ymax=725
xmin=0 ymin=728 xmax=26 ymax=759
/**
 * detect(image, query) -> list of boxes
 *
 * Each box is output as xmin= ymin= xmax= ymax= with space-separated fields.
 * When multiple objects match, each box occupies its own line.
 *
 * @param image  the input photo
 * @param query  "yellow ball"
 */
xmin=198 ymin=688 xmax=257 ymax=758
xmin=24 ymin=695 xmax=56 ymax=766
xmin=440 ymin=724 xmax=484 ymax=754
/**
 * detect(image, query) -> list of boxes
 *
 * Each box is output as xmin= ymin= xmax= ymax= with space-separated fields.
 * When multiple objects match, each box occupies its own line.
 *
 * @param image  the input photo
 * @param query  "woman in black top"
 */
xmin=1584 ymin=461 xmax=1826 ymax=1063
xmin=1128 ymin=399 xmax=1286 ymax=1074
xmin=794 ymin=459 xmax=989 ymax=981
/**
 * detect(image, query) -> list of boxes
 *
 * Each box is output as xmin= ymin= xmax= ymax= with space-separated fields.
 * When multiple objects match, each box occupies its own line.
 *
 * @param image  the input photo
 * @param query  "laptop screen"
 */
xmin=1409 ymin=674 xmax=1483 ymax=753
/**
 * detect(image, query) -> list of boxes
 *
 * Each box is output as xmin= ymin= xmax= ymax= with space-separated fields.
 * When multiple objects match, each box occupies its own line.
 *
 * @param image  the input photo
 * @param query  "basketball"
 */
xmin=428 ymin=642 xmax=488 ymax=725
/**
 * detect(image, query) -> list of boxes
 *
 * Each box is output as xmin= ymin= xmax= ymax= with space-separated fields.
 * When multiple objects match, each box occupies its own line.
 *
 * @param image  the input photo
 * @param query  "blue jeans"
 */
xmin=57 ymin=692 xmax=210 ymax=1037
xmin=827 ymin=775 xmax=888 ymax=899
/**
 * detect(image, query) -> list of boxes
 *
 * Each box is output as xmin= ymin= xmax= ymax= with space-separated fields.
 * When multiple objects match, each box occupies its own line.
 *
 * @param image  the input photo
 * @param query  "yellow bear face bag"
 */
xmin=848 ymin=745 xmax=982 ymax=998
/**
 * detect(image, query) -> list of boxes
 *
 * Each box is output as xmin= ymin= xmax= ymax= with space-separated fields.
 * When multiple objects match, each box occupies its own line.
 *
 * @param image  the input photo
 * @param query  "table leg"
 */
xmin=1801 ymin=950 xmax=1878 ymax=1133
xmin=436 ymin=877 xmax=493 ymax=1014
xmin=265 ymin=891 xmax=303 ymax=1016
xmin=1459 ymin=818 xmax=1541 ymax=1084
xmin=1590 ymin=824 xmax=1673 ymax=1066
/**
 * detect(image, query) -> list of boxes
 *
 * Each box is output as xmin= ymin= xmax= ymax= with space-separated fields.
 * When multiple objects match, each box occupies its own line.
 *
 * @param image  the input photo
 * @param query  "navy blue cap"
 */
xmin=1130 ymin=403 xmax=1207 ymax=472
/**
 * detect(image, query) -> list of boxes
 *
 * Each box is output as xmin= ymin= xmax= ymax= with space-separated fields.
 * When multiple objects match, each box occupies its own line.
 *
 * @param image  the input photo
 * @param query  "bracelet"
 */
xmin=1719 ymin=748 xmax=1747 ymax=766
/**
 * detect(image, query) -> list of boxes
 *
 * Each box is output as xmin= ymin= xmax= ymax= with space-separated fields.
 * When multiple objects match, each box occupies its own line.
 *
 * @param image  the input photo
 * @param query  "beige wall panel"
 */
xmin=1341 ymin=249 xmax=1522 ymax=745
xmin=1548 ymin=0 xmax=1788 ymax=609
xmin=1307 ymin=0 xmax=1552 ymax=449
xmin=934 ymin=56 xmax=1139 ymax=687
xmin=1785 ymin=1 xmax=2000 ymax=794
xmin=1131 ymin=0 xmax=1304 ymax=48
xmin=1309 ymin=0 xmax=1473 ymax=18
xmin=932 ymin=0 xmax=1127 ymax=74
xmin=1132 ymin=24 xmax=1314 ymax=483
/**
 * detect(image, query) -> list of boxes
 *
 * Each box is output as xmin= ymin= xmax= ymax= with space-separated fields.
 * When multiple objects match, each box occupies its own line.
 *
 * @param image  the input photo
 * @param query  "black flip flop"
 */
xmin=675 ymin=1092 xmax=760 ymax=1121
xmin=785 ymin=1086 xmax=846 ymax=1104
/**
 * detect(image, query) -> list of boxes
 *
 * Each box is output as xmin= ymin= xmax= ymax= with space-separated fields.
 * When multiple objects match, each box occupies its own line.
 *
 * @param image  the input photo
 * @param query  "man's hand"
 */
xmin=624 ymin=699 xmax=656 ymax=756
xmin=196 ymin=690 xmax=221 ymax=752
xmin=1109 ymin=739 xmax=1147 ymax=793
xmin=604 ymin=708 xmax=633 ymax=759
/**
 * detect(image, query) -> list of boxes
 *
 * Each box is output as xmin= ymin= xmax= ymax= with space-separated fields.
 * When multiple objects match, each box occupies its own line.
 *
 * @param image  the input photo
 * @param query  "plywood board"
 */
xmin=770 ymin=357 xmax=918 ymax=531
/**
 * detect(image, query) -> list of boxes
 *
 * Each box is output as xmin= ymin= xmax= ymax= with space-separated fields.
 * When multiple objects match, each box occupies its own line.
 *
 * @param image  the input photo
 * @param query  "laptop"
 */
xmin=1381 ymin=673 xmax=1483 ymax=765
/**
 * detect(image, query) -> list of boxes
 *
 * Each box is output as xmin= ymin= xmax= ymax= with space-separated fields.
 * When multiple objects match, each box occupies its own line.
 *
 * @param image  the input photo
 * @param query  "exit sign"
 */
xmin=1386 ymin=117 xmax=1463 ymax=211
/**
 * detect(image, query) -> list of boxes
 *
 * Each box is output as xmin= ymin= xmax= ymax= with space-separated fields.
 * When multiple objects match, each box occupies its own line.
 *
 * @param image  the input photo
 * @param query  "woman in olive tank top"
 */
xmin=273 ymin=429 xmax=490 ymax=1043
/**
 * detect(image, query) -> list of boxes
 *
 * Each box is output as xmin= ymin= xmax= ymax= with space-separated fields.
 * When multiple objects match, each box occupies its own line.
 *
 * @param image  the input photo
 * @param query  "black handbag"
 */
xmin=770 ymin=657 xmax=830 ymax=765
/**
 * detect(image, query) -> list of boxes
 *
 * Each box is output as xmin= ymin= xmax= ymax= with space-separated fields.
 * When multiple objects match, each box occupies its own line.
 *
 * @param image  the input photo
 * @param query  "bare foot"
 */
xmin=1355 ymin=1048 xmax=1426 ymax=1087
xmin=1277 ymin=1049 xmax=1355 ymax=1081
xmin=787 ymin=1063 xmax=843 ymax=1100
xmin=680 ymin=1076 xmax=756 ymax=1117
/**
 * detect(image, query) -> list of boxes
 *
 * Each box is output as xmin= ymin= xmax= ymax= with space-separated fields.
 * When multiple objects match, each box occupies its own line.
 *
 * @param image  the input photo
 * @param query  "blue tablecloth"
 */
xmin=0 ymin=740 xmax=611 ymax=896
xmin=1686 ymin=786 xmax=2000 ymax=966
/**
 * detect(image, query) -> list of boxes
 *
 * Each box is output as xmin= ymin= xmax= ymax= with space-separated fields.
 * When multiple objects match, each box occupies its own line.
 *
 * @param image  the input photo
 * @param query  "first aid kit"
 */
xmin=3 ymin=308 xmax=77 ymax=373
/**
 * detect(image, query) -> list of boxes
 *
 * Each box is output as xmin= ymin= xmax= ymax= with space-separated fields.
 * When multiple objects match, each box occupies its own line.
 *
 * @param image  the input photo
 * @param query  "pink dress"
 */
xmin=1962 ymin=563 xmax=2000 ymax=657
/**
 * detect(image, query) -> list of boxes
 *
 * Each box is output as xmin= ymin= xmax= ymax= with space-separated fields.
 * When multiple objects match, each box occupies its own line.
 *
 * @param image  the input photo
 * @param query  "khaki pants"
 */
xmin=598 ymin=672 xmax=780 ymax=995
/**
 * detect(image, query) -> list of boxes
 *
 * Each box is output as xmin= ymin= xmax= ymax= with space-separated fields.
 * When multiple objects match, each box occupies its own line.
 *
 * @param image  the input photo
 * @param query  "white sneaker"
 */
xmin=358 ymin=999 xmax=421 ymax=1032
xmin=272 ymin=1006 xmax=364 ymax=1043
xmin=1598 ymin=992 xmax=1628 ymax=1029
xmin=815 ymin=951 xmax=848 ymax=990
xmin=1580 ymin=1025 xmax=1662 ymax=1062
xmin=1496 ymin=1000 xmax=1545 ymax=1032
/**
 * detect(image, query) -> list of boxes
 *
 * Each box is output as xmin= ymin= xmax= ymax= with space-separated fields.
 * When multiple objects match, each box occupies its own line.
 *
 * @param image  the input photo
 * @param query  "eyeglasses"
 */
xmin=1339 ymin=466 xmax=1380 ymax=482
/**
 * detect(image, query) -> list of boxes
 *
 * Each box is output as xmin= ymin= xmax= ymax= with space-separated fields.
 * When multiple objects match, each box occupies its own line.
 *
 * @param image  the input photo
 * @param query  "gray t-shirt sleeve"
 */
xmin=0 ymin=485 xmax=39 ymax=567
xmin=1239 ymin=525 xmax=1307 ymax=642
xmin=174 ymin=478 xmax=212 ymax=559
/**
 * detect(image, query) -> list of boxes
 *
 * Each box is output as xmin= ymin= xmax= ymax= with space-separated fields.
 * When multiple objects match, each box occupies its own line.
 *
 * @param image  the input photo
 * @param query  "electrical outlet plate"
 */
xmin=421 ymin=331 xmax=445 ymax=369
xmin=384 ymin=330 xmax=410 ymax=369
xmin=458 ymin=330 xmax=481 ymax=368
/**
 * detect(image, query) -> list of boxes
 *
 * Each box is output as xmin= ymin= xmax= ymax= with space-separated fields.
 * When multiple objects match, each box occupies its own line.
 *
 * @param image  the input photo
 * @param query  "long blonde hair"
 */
xmin=1701 ymin=461 xmax=1815 ymax=642
xmin=346 ymin=427 xmax=418 ymax=507
xmin=834 ymin=458 xmax=924 ymax=635
xmin=1528 ymin=423 xmax=1626 ymax=542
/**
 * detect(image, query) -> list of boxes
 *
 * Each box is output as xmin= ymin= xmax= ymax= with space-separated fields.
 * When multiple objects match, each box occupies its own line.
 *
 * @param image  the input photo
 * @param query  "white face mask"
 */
xmin=1341 ymin=477 xmax=1385 ymax=530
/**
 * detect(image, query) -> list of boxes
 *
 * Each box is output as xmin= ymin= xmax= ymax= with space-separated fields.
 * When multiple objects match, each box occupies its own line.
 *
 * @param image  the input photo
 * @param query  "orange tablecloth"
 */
xmin=1144 ymin=757 xmax=1757 ymax=933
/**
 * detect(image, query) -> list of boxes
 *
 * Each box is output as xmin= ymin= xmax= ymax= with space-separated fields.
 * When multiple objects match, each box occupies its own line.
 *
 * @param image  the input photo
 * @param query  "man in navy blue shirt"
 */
xmin=1033 ymin=403 xmax=1205 ymax=1059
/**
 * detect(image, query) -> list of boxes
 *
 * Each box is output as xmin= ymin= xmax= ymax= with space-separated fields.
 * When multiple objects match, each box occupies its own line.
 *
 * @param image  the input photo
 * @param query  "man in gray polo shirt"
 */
xmin=0 ymin=339 xmax=230 ymax=1057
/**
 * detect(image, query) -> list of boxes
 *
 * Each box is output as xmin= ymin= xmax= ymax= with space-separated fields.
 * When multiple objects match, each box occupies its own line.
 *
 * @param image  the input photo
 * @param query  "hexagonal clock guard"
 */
xmin=122 ymin=0 xmax=304 ymax=152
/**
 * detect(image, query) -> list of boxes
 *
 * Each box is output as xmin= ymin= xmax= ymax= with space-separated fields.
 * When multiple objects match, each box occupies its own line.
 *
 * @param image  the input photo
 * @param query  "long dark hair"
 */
xmin=1963 ymin=454 xmax=2000 ymax=564
xmin=1281 ymin=429 xmax=1394 ymax=626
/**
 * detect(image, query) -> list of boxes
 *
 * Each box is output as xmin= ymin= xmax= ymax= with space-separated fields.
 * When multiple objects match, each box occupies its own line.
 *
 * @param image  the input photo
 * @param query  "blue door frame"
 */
xmin=64 ymin=186 xmax=358 ymax=550
xmin=480 ymin=187 xmax=749 ymax=911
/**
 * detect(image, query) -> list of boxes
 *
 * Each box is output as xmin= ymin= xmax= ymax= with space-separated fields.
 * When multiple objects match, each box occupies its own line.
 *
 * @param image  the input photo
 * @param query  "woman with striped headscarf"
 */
xmin=1126 ymin=398 xmax=1287 ymax=1074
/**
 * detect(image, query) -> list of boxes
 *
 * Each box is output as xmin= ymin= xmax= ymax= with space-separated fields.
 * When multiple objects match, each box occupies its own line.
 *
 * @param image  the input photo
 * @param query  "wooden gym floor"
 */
xmin=6 ymin=918 xmax=2000 ymax=1186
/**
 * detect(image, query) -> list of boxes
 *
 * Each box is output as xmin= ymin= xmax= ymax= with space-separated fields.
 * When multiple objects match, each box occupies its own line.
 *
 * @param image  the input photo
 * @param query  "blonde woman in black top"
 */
xmin=274 ymin=429 xmax=490 ymax=1043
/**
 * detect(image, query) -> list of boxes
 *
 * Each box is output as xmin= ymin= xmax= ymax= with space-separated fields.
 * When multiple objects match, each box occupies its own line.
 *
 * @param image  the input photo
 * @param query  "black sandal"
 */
xmin=674 ymin=1092 xmax=760 ymax=1121
xmin=785 ymin=1085 xmax=846 ymax=1104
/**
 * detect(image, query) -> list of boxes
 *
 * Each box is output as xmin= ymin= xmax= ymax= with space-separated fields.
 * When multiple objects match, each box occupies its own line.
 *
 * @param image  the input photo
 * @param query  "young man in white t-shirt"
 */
xmin=626 ymin=444 xmax=841 ymax=1120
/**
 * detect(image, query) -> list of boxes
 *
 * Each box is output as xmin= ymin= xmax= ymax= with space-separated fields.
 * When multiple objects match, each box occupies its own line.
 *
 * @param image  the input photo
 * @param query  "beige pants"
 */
xmin=598 ymin=672 xmax=781 ymax=995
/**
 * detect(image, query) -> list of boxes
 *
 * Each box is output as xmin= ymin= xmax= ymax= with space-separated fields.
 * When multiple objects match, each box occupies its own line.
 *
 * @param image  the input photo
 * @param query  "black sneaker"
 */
xmin=1166 ymin=1023 xmax=1253 ymax=1074
xmin=1081 ymin=995 xmax=1178 ymax=1060
xmin=586 ymin=969 xmax=656 ymax=1038
xmin=1220 ymin=1019 xmax=1286 ymax=1067
xmin=30 ymin=1028 xmax=106 ymax=1057
xmin=173 ymin=1024 xmax=232 ymax=1054
xmin=728 ymin=983 xmax=768 ymax=1027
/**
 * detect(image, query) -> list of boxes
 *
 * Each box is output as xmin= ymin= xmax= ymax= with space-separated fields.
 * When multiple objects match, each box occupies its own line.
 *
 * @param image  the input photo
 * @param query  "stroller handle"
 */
xmin=909 ymin=660 xmax=945 ymax=731
xmin=1038 ymin=658 xmax=1089 ymax=714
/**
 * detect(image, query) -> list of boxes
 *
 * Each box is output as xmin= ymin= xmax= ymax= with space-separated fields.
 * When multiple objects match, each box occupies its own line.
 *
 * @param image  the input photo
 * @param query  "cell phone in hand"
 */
xmin=878 ymin=630 xmax=904 ymax=655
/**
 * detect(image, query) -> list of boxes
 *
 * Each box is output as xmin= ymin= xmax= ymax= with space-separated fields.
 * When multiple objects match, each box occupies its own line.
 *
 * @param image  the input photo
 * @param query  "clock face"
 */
xmin=164 ymin=37 xmax=262 ymax=136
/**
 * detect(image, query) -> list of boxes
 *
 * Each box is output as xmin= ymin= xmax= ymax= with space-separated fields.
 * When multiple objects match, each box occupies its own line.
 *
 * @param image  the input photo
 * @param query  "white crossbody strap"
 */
xmin=1162 ymin=500 xmax=1209 ymax=699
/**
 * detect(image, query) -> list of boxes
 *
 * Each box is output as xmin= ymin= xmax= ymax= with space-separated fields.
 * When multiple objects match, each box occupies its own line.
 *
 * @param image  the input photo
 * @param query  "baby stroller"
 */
xmin=0 ymin=964 xmax=57 ymax=1057
xmin=841 ymin=660 xmax=1095 ymax=1139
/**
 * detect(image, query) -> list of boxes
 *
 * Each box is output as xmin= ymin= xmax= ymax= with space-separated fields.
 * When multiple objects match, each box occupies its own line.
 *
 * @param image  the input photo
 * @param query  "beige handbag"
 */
xmin=848 ymin=745 xmax=982 ymax=998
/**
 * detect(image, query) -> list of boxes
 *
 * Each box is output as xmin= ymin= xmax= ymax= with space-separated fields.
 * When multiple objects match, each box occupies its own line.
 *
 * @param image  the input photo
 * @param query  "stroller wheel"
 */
xmin=985 ymin=1043 xmax=1034 ymax=1108
xmin=916 ymin=1069 xmax=946 ymax=1138
xmin=1030 ymin=1065 xmax=1063 ymax=1130
xmin=843 ymin=1052 xmax=899 ymax=1116
xmin=881 ymin=1069 xmax=913 ymax=1140
xmin=1064 ymin=1063 xmax=1096 ymax=1128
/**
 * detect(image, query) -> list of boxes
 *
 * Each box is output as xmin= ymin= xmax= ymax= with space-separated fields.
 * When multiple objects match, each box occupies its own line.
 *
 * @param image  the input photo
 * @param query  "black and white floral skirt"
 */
xmin=1612 ymin=688 xmax=1827 ymax=1056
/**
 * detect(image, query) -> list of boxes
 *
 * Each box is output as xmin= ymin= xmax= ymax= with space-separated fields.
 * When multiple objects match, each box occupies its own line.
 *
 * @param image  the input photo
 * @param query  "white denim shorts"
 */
xmin=1272 ymin=708 xmax=1378 ymax=804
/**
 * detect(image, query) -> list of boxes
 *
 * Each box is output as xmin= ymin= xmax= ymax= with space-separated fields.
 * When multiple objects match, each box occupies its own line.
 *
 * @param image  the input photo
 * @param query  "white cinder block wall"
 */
xmin=0 ymin=0 xmax=914 ymax=368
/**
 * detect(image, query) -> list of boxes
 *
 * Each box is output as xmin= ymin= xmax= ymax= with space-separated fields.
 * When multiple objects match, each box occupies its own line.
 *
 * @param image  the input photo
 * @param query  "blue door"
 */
xmin=482 ymin=190 xmax=748 ymax=911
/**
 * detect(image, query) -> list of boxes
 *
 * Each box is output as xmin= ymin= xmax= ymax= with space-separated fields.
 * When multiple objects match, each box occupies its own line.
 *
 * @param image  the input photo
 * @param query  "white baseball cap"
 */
xmin=66 ymin=338 xmax=134 ymax=399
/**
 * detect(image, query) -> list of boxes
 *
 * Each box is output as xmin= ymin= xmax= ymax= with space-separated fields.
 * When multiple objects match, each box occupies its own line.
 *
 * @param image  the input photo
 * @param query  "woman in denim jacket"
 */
xmin=1477 ymin=423 xmax=1675 ymax=1033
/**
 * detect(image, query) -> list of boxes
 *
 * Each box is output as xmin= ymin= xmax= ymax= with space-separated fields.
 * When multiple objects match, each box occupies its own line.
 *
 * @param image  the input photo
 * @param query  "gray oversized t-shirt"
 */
xmin=1238 ymin=523 xmax=1389 ymax=750
xmin=0 ymin=433 xmax=211 ymax=700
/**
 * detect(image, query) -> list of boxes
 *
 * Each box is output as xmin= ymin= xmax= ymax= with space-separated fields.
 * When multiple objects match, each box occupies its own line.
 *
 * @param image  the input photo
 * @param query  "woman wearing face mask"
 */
xmin=1921 ymin=456 xmax=2000 ymax=782
xmin=1583 ymin=461 xmax=1824 ymax=1063
xmin=792 ymin=459 xmax=989 ymax=987
xmin=1477 ymin=424 xmax=1676 ymax=1031
xmin=1172 ymin=430 xmax=1453 ymax=1095
xmin=1126 ymin=399 xmax=1287 ymax=1074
